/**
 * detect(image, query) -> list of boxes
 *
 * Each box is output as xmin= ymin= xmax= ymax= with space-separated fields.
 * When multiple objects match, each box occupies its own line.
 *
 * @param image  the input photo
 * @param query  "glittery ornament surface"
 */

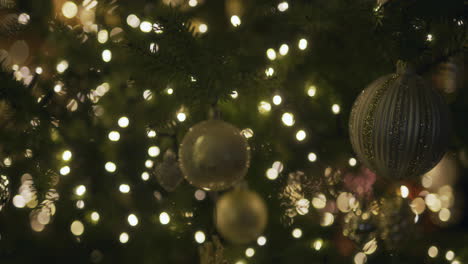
xmin=349 ymin=71 xmax=450 ymax=179
xmin=0 ymin=174 xmax=10 ymax=211
xmin=179 ymin=120 xmax=250 ymax=191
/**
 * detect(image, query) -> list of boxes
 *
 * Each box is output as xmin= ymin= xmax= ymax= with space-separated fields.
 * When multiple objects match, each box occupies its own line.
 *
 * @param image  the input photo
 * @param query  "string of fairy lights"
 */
xmin=2 ymin=1 xmax=465 ymax=264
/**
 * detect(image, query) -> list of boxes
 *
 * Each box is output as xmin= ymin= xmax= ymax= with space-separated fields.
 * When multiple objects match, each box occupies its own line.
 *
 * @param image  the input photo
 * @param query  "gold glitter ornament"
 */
xmin=349 ymin=64 xmax=450 ymax=179
xmin=179 ymin=120 xmax=250 ymax=191
xmin=215 ymin=189 xmax=267 ymax=244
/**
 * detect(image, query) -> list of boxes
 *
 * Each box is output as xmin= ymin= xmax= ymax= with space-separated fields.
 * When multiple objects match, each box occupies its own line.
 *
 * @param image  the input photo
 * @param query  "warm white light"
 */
xmin=257 ymin=236 xmax=267 ymax=246
xmin=446 ymin=251 xmax=455 ymax=261
xmin=127 ymin=214 xmax=139 ymax=226
xmin=298 ymin=38 xmax=308 ymax=50
xmin=266 ymin=168 xmax=279 ymax=180
xmin=166 ymin=88 xmax=174 ymax=95
xmin=266 ymin=48 xmax=277 ymax=60
xmin=332 ymin=104 xmax=340 ymax=114
xmin=62 ymin=150 xmax=72 ymax=161
xmin=13 ymin=195 xmax=26 ymax=208
xmin=231 ymin=91 xmax=238 ymax=99
xmin=292 ymin=228 xmax=302 ymax=238
xmin=177 ymin=112 xmax=187 ymax=122
xmin=195 ymin=231 xmax=206 ymax=244
xmin=400 ymin=185 xmax=409 ymax=198
xmin=102 ymin=49 xmax=112 ymax=62
xmin=245 ymin=248 xmax=255 ymax=258
xmin=141 ymin=172 xmax=150 ymax=181
xmin=127 ymin=14 xmax=140 ymax=28
xmin=118 ymin=117 xmax=129 ymax=128
xmin=307 ymin=86 xmax=317 ymax=97
xmin=60 ymin=166 xmax=71 ymax=176
xmin=265 ymin=67 xmax=275 ymax=77
xmin=18 ymin=13 xmax=30 ymax=25
xmin=278 ymin=1 xmax=289 ymax=12
xmin=188 ymin=0 xmax=198 ymax=7
xmin=428 ymin=246 xmax=438 ymax=258
xmin=296 ymin=130 xmax=306 ymax=141
xmin=272 ymin=95 xmax=282 ymax=105
xmin=147 ymin=130 xmax=157 ymax=138
xmin=140 ymin=21 xmax=153 ymax=32
xmin=56 ymin=60 xmax=69 ymax=73
xmin=439 ymin=208 xmax=451 ymax=222
xmin=91 ymin=212 xmax=100 ymax=222
xmin=97 ymin=30 xmax=109 ymax=44
xmin=279 ymin=44 xmax=289 ymax=55
xmin=35 ymin=67 xmax=43 ymax=74
xmin=145 ymin=160 xmax=154 ymax=168
xmin=119 ymin=232 xmax=129 ymax=243
xmin=199 ymin=24 xmax=208 ymax=33
xmin=108 ymin=131 xmax=120 ymax=141
xmin=313 ymin=239 xmax=323 ymax=251
xmin=159 ymin=212 xmax=170 ymax=225
xmin=231 ymin=15 xmax=241 ymax=27
xmin=119 ymin=184 xmax=130 ymax=193
xmin=62 ymin=1 xmax=78 ymax=19
xmin=427 ymin=34 xmax=434 ymax=42
xmin=70 ymin=220 xmax=84 ymax=236
xmin=105 ymin=162 xmax=116 ymax=172
xmin=349 ymin=158 xmax=357 ymax=167
xmin=282 ymin=112 xmax=295 ymax=126
xmin=195 ymin=189 xmax=206 ymax=201
xmin=258 ymin=101 xmax=272 ymax=113
xmin=75 ymin=185 xmax=86 ymax=196
xmin=148 ymin=146 xmax=160 ymax=157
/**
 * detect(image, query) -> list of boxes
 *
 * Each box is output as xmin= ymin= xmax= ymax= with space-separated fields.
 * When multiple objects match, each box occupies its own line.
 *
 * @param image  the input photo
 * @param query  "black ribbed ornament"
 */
xmin=349 ymin=66 xmax=450 ymax=179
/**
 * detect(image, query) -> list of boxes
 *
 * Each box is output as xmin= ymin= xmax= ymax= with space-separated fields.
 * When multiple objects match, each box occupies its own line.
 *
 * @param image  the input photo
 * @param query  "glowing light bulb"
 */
xmin=278 ymin=1 xmax=289 ymax=12
xmin=195 ymin=189 xmax=206 ymax=201
xmin=428 ymin=246 xmax=438 ymax=258
xmin=62 ymin=150 xmax=72 ymax=161
xmin=195 ymin=231 xmax=206 ymax=244
xmin=279 ymin=44 xmax=289 ymax=55
xmin=446 ymin=251 xmax=455 ymax=261
xmin=307 ymin=86 xmax=317 ymax=97
xmin=108 ymin=131 xmax=120 ymax=141
xmin=245 ymin=248 xmax=255 ymax=258
xmin=273 ymin=95 xmax=282 ymax=105
xmin=231 ymin=15 xmax=241 ymax=27
xmin=198 ymin=24 xmax=208 ymax=33
xmin=298 ymin=38 xmax=308 ymax=50
xmin=266 ymin=48 xmax=277 ymax=60
xmin=400 ymin=185 xmax=409 ymax=198
xmin=265 ymin=67 xmax=275 ymax=77
xmin=296 ymin=130 xmax=306 ymax=141
xmin=105 ymin=162 xmax=116 ymax=172
xmin=257 ymin=236 xmax=267 ymax=246
xmin=119 ymin=184 xmax=130 ymax=193
xmin=349 ymin=158 xmax=357 ymax=167
xmin=97 ymin=30 xmax=109 ymax=44
xmin=266 ymin=168 xmax=279 ymax=180
xmin=313 ymin=239 xmax=323 ymax=251
xmin=231 ymin=91 xmax=238 ymax=99
xmin=281 ymin=112 xmax=295 ymax=126
xmin=159 ymin=212 xmax=170 ymax=225
xmin=292 ymin=228 xmax=302 ymax=238
xmin=91 ymin=212 xmax=100 ymax=222
xmin=147 ymin=130 xmax=157 ymax=138
xmin=332 ymin=104 xmax=340 ymax=114
xmin=56 ymin=60 xmax=69 ymax=73
xmin=75 ymin=185 xmax=86 ymax=196
xmin=148 ymin=146 xmax=160 ymax=157
xmin=118 ymin=117 xmax=129 ymax=128
xmin=60 ymin=166 xmax=71 ymax=176
xmin=145 ymin=160 xmax=154 ymax=168
xmin=188 ymin=0 xmax=198 ymax=7
xmin=141 ymin=172 xmax=150 ymax=181
xmin=127 ymin=214 xmax=139 ymax=226
xmin=177 ymin=112 xmax=187 ymax=122
xmin=126 ymin=14 xmax=140 ymax=28
xmin=102 ymin=49 xmax=112 ymax=62
xmin=258 ymin=101 xmax=272 ymax=114
xmin=308 ymin=152 xmax=317 ymax=162
xmin=71 ymin=220 xmax=84 ymax=236
xmin=427 ymin=34 xmax=433 ymax=42
xmin=140 ymin=21 xmax=153 ymax=32
xmin=62 ymin=1 xmax=78 ymax=19
xmin=119 ymin=232 xmax=129 ymax=243
xmin=166 ymin=88 xmax=174 ymax=95
xmin=35 ymin=67 xmax=43 ymax=74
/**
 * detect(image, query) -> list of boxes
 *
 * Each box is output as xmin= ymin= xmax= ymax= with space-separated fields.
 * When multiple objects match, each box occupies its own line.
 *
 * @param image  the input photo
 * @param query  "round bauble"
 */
xmin=349 ymin=69 xmax=450 ymax=179
xmin=215 ymin=189 xmax=267 ymax=244
xmin=179 ymin=120 xmax=250 ymax=191
xmin=155 ymin=149 xmax=183 ymax=192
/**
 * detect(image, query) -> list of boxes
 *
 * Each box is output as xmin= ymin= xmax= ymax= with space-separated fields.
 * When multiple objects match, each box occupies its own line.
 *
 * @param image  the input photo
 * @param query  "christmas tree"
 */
xmin=0 ymin=0 xmax=467 ymax=263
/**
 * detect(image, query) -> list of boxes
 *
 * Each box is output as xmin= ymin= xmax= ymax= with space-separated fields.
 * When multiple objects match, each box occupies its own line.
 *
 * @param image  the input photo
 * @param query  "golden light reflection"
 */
xmin=70 ymin=220 xmax=84 ymax=236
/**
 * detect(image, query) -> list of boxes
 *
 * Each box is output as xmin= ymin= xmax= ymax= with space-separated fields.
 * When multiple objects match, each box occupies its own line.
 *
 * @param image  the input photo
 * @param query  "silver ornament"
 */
xmin=179 ymin=120 xmax=250 ymax=191
xmin=349 ymin=69 xmax=450 ymax=179
xmin=0 ymin=174 xmax=10 ymax=211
